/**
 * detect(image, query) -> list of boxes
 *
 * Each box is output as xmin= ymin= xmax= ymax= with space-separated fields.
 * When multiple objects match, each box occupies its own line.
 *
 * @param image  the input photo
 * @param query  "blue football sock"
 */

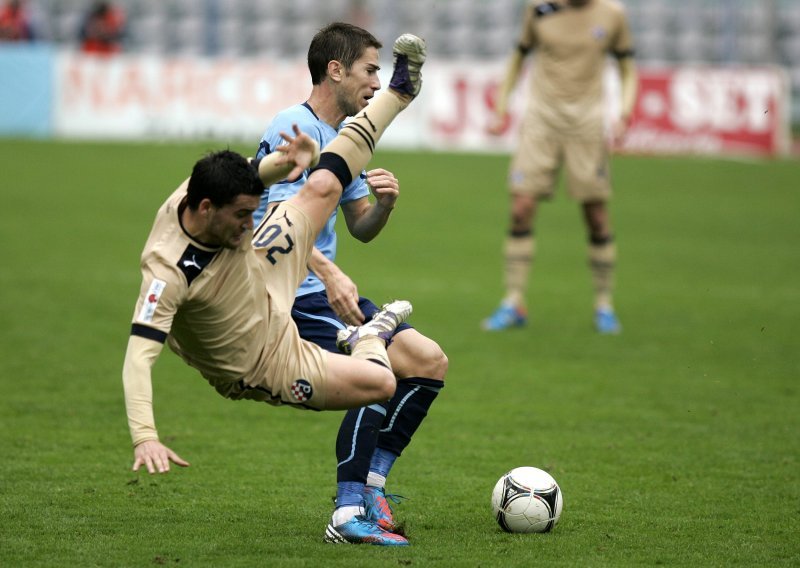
xmin=335 ymin=481 xmax=365 ymax=508
xmin=336 ymin=403 xmax=387 ymax=488
xmin=375 ymin=377 xmax=442 ymax=457
xmin=369 ymin=447 xmax=398 ymax=480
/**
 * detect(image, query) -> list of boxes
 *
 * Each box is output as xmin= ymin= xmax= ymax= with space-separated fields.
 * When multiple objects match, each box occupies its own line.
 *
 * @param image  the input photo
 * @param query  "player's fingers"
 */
xmin=169 ymin=451 xmax=190 ymax=468
xmin=331 ymin=298 xmax=359 ymax=326
xmin=351 ymin=306 xmax=365 ymax=324
xmin=366 ymin=167 xmax=391 ymax=178
xmin=345 ymin=298 xmax=365 ymax=325
xmin=330 ymin=298 xmax=348 ymax=319
xmin=367 ymin=172 xmax=396 ymax=185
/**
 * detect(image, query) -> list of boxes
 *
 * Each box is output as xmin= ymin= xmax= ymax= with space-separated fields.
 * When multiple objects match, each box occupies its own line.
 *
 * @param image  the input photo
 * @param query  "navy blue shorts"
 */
xmin=291 ymin=291 xmax=413 ymax=354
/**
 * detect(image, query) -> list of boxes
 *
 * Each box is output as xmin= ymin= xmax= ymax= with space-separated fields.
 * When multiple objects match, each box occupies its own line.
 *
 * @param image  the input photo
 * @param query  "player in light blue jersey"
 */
xmin=254 ymin=103 xmax=372 ymax=300
xmin=254 ymin=23 xmax=446 ymax=546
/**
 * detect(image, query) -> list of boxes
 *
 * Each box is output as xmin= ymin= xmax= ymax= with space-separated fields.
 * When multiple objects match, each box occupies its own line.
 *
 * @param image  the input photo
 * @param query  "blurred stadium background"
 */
xmin=2 ymin=0 xmax=800 ymax=150
xmin=21 ymin=0 xmax=800 ymax=69
xmin=2 ymin=4 xmax=798 ymax=564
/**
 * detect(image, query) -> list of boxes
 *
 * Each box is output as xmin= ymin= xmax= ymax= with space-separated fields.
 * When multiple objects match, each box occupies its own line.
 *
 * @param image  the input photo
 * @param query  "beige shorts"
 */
xmin=227 ymin=200 xmax=329 ymax=410
xmin=509 ymin=116 xmax=611 ymax=202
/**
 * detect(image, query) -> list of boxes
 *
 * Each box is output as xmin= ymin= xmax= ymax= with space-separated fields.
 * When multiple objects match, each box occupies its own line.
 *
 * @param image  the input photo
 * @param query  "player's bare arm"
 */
xmin=488 ymin=47 xmax=527 ymax=136
xmin=342 ymin=168 xmax=399 ymax=242
xmin=612 ymin=57 xmax=639 ymax=146
xmin=308 ymin=247 xmax=365 ymax=325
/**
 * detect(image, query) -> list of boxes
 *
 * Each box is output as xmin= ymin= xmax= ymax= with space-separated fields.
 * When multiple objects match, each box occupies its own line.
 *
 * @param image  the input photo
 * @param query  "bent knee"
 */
xmin=376 ymin=368 xmax=397 ymax=402
xmin=411 ymin=340 xmax=449 ymax=381
xmin=428 ymin=346 xmax=448 ymax=381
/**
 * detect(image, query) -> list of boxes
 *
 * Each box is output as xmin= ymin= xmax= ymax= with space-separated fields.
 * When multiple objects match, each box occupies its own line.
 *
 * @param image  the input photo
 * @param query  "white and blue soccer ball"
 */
xmin=491 ymin=466 xmax=563 ymax=533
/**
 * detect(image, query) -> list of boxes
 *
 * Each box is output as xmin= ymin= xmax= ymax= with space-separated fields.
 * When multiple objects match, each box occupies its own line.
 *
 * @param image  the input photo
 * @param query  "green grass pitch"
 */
xmin=0 ymin=138 xmax=798 ymax=566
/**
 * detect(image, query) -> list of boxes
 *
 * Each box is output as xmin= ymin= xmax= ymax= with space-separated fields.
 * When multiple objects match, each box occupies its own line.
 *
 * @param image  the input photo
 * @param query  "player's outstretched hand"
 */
xmin=133 ymin=440 xmax=190 ymax=474
xmin=274 ymin=124 xmax=321 ymax=181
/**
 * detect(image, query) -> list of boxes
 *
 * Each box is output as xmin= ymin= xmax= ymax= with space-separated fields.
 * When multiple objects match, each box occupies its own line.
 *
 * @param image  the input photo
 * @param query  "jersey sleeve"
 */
xmin=122 ymin=335 xmax=164 ymax=445
xmin=611 ymin=4 xmax=635 ymax=58
xmin=260 ymin=112 xmax=324 ymax=204
xmin=124 ymin=260 xmax=187 ymax=445
xmin=130 ymin=261 xmax=186 ymax=342
xmin=341 ymin=171 xmax=370 ymax=204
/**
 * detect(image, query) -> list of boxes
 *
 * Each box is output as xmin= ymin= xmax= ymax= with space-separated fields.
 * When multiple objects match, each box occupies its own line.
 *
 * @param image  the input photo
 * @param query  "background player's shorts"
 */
xmin=509 ymin=116 xmax=612 ymax=203
xmin=291 ymin=290 xmax=413 ymax=353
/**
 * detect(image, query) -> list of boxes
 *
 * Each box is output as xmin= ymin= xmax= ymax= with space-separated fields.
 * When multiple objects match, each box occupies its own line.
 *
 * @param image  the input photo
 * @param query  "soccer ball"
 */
xmin=491 ymin=466 xmax=563 ymax=533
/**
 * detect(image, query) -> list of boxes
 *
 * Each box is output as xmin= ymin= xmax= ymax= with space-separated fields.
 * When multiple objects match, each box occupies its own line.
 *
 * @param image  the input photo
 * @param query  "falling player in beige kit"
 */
xmin=483 ymin=0 xmax=638 ymax=334
xmin=121 ymin=36 xmax=427 ymax=509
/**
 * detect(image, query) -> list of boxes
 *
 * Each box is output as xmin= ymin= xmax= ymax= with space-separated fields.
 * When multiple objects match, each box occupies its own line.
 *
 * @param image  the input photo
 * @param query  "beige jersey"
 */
xmin=519 ymin=0 xmax=634 ymax=131
xmin=130 ymin=181 xmax=273 ymax=386
xmin=124 ymin=183 xmax=327 ymax=445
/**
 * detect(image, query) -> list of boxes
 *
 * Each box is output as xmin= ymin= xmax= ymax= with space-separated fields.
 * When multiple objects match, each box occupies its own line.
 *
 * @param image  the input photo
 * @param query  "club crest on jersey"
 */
xmin=592 ymin=26 xmax=607 ymax=40
xmin=290 ymin=379 xmax=313 ymax=403
xmin=137 ymin=279 xmax=166 ymax=323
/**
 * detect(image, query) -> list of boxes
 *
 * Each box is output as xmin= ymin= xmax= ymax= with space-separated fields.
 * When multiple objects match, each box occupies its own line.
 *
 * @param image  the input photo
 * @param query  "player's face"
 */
xmin=205 ymin=194 xmax=260 ymax=249
xmin=337 ymin=46 xmax=381 ymax=117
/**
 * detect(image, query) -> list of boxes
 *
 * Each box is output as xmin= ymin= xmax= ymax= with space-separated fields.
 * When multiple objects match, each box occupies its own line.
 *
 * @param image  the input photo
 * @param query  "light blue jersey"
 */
xmin=254 ymin=103 xmax=370 ymax=297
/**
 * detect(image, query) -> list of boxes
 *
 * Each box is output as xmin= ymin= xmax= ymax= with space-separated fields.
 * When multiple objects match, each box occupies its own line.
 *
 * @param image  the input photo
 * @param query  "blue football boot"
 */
xmin=595 ymin=307 xmax=621 ymax=334
xmin=364 ymin=486 xmax=406 ymax=533
xmin=482 ymin=302 xmax=527 ymax=331
xmin=324 ymin=515 xmax=409 ymax=546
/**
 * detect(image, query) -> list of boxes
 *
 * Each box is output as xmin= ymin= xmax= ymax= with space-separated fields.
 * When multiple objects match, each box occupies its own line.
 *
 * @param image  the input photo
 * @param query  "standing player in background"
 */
xmin=254 ymin=23 xmax=447 ymax=546
xmin=483 ymin=0 xmax=638 ymax=334
xmin=121 ymin=34 xmax=427 ymax=547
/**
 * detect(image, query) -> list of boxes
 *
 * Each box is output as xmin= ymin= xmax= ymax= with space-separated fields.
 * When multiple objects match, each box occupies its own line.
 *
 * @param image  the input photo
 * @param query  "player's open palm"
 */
xmin=275 ymin=124 xmax=320 ymax=181
xmin=133 ymin=440 xmax=190 ymax=474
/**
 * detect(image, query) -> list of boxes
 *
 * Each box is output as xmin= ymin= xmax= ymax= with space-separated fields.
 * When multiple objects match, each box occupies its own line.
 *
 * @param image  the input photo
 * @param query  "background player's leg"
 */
xmin=483 ymin=193 xmax=538 ymax=331
xmin=582 ymin=201 xmax=620 ymax=334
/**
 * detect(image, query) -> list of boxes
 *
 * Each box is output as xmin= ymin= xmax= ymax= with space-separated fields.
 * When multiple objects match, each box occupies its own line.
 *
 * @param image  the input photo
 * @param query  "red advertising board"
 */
xmin=49 ymin=52 xmax=791 ymax=158
xmin=622 ymin=67 xmax=791 ymax=157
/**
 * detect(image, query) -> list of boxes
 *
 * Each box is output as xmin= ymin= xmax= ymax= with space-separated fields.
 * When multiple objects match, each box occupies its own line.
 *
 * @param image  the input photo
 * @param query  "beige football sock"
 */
xmin=321 ymin=91 xmax=408 ymax=182
xmin=503 ymin=234 xmax=535 ymax=308
xmin=588 ymin=241 xmax=616 ymax=310
xmin=350 ymin=335 xmax=392 ymax=370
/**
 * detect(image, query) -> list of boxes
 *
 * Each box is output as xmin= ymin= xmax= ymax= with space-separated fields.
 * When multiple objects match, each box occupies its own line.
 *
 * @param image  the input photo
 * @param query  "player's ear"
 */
xmin=197 ymin=198 xmax=214 ymax=217
xmin=327 ymin=60 xmax=344 ymax=82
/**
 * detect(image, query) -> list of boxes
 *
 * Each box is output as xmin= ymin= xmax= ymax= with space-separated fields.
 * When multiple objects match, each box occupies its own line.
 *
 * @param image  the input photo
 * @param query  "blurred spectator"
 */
xmin=0 ymin=0 xmax=34 ymax=41
xmin=79 ymin=1 xmax=125 ymax=55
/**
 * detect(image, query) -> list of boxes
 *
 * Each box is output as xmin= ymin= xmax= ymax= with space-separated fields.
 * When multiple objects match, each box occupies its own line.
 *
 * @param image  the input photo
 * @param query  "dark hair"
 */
xmin=186 ymin=150 xmax=263 ymax=210
xmin=307 ymin=22 xmax=382 ymax=85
